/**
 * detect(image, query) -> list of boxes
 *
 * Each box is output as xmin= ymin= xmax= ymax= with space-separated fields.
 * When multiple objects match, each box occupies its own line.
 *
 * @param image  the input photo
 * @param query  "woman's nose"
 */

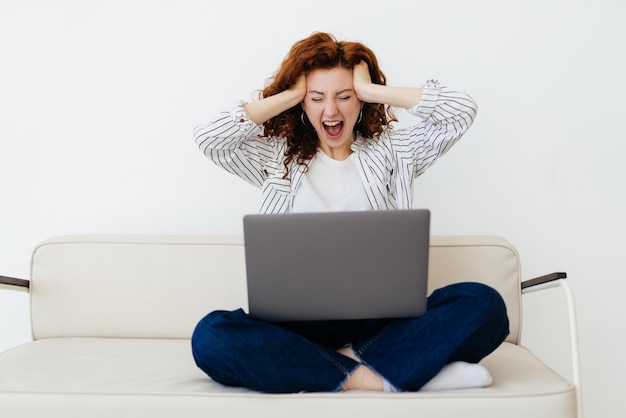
xmin=324 ymin=100 xmax=338 ymax=116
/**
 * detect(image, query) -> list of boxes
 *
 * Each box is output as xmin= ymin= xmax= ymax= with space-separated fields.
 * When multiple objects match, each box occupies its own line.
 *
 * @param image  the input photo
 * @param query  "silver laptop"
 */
xmin=242 ymin=209 xmax=430 ymax=322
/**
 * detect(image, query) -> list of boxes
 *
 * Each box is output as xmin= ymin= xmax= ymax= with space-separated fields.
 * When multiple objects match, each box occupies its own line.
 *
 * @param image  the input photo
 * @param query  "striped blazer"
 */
xmin=194 ymin=80 xmax=478 ymax=214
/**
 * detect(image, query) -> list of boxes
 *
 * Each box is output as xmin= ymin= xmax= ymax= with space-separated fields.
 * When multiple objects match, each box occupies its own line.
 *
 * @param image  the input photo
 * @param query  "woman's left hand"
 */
xmin=353 ymin=61 xmax=424 ymax=109
xmin=353 ymin=61 xmax=372 ymax=102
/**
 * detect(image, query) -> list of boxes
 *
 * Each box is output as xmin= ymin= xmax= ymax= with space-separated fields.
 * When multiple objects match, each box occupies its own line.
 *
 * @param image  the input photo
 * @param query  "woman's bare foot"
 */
xmin=337 ymin=346 xmax=360 ymax=362
xmin=338 ymin=346 xmax=384 ymax=391
xmin=342 ymin=365 xmax=384 ymax=391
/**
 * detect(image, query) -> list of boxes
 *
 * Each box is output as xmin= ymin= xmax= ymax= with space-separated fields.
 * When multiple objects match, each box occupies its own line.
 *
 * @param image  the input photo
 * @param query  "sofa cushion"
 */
xmin=28 ymin=235 xmax=522 ymax=343
xmin=0 ymin=338 xmax=575 ymax=418
xmin=30 ymin=235 xmax=248 ymax=340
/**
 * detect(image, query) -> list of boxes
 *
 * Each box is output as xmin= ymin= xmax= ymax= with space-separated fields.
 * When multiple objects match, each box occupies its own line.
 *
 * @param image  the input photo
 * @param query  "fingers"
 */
xmin=353 ymin=61 xmax=372 ymax=101
xmin=353 ymin=61 xmax=371 ymax=82
xmin=292 ymin=74 xmax=307 ymax=102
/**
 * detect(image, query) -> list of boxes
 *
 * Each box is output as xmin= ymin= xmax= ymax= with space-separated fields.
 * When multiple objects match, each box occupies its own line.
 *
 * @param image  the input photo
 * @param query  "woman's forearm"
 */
xmin=353 ymin=62 xmax=423 ymax=109
xmin=243 ymin=77 xmax=306 ymax=125
xmin=358 ymin=83 xmax=423 ymax=109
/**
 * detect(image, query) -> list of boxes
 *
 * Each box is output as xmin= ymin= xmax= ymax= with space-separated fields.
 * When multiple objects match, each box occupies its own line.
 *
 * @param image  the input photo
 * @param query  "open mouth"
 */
xmin=323 ymin=120 xmax=344 ymax=139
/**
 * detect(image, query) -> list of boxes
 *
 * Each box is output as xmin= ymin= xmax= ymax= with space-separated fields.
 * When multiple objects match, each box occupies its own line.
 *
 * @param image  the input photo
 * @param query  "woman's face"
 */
xmin=302 ymin=67 xmax=362 ymax=160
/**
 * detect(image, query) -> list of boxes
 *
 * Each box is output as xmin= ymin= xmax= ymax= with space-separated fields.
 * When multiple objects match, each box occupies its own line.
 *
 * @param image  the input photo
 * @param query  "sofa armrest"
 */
xmin=521 ymin=272 xmax=582 ymax=418
xmin=521 ymin=272 xmax=567 ymax=290
xmin=0 ymin=275 xmax=30 ymax=293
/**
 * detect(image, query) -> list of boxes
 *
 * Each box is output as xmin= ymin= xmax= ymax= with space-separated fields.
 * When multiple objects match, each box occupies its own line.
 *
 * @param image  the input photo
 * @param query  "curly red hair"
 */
xmin=260 ymin=32 xmax=397 ymax=178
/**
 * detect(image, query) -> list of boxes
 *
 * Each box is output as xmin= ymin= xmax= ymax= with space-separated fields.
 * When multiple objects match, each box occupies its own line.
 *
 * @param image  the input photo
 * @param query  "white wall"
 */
xmin=1 ymin=1 xmax=624 ymax=416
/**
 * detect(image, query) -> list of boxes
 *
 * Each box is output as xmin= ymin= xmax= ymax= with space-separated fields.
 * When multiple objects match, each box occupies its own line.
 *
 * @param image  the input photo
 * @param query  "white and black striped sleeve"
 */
xmin=194 ymin=103 xmax=275 ymax=189
xmin=398 ymin=80 xmax=478 ymax=177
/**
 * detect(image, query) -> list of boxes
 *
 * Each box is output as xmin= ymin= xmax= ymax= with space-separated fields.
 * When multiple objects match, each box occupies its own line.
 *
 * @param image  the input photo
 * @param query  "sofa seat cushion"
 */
xmin=0 ymin=338 xmax=576 ymax=418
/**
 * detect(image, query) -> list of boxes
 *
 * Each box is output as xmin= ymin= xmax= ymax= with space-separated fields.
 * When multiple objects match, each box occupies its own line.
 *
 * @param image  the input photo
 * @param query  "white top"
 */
xmin=292 ymin=150 xmax=371 ymax=213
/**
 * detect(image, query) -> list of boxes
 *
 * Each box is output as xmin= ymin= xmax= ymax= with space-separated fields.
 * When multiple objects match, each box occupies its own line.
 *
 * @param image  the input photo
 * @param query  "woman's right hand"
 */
xmin=291 ymin=74 xmax=307 ymax=103
xmin=244 ymin=74 xmax=307 ymax=125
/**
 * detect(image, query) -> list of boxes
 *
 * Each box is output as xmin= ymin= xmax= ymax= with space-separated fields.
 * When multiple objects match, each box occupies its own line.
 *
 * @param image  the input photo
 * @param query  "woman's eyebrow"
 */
xmin=308 ymin=88 xmax=354 ymax=95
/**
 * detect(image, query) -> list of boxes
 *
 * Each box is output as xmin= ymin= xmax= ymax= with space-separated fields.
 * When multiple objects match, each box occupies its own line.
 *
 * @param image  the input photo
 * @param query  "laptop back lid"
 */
xmin=243 ymin=209 xmax=430 ymax=321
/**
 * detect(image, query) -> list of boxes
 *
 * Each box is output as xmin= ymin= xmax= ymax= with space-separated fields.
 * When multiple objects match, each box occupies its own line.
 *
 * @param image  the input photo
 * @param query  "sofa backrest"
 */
xmin=29 ymin=235 xmax=521 ymax=344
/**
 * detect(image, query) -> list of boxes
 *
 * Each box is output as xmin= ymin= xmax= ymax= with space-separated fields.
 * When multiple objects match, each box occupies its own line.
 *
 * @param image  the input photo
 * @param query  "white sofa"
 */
xmin=0 ymin=234 xmax=581 ymax=418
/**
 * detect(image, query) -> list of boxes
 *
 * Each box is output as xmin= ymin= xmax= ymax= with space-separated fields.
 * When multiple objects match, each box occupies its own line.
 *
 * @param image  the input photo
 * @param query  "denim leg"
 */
xmin=352 ymin=282 xmax=510 ymax=392
xmin=191 ymin=308 xmax=359 ymax=393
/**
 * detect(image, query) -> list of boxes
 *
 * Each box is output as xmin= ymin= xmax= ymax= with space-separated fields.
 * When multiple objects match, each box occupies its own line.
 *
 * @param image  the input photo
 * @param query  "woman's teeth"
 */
xmin=322 ymin=120 xmax=343 ymax=137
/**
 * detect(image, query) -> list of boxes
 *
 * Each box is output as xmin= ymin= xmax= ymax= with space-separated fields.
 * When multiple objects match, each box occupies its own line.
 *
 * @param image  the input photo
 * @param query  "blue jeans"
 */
xmin=191 ymin=282 xmax=509 ymax=393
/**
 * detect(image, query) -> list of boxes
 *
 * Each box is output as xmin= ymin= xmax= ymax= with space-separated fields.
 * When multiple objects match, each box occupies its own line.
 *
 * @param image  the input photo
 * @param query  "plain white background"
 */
xmin=1 ymin=1 xmax=624 ymax=416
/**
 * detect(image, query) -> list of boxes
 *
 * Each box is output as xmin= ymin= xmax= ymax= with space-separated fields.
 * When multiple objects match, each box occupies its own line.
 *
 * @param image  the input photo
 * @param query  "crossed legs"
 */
xmin=191 ymin=282 xmax=509 ymax=393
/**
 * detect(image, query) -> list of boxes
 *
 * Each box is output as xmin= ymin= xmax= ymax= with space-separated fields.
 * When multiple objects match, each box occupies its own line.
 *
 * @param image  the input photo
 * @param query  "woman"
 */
xmin=192 ymin=32 xmax=509 ymax=393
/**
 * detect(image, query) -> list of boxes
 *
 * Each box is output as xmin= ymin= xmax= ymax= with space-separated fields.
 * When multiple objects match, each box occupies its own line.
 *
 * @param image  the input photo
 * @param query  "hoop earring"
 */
xmin=357 ymin=109 xmax=363 ymax=124
xmin=301 ymin=112 xmax=309 ymax=126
